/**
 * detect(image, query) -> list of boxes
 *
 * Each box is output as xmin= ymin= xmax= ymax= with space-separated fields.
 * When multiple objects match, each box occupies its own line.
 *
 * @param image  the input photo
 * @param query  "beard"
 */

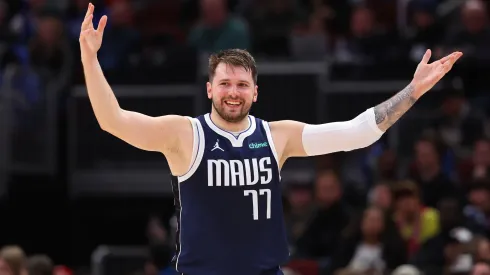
xmin=212 ymin=97 xmax=252 ymax=123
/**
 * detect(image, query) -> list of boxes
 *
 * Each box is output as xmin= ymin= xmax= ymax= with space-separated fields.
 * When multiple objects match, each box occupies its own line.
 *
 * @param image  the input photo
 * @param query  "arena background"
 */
xmin=1 ymin=0 xmax=490 ymax=274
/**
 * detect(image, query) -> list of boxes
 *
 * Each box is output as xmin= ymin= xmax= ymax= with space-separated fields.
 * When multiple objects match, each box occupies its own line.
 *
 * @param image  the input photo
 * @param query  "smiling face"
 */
xmin=207 ymin=49 xmax=258 ymax=123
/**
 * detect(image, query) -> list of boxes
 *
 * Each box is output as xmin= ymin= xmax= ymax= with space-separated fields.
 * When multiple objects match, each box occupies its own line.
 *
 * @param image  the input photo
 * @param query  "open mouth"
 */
xmin=224 ymin=100 xmax=242 ymax=107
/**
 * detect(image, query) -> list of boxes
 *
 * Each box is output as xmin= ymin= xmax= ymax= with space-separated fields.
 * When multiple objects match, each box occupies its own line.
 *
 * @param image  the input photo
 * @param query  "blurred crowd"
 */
xmin=2 ymin=0 xmax=490 ymax=275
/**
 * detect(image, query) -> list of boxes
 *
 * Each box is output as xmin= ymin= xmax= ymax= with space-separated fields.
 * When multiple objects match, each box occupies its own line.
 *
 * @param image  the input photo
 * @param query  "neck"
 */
xmin=210 ymin=110 xmax=249 ymax=132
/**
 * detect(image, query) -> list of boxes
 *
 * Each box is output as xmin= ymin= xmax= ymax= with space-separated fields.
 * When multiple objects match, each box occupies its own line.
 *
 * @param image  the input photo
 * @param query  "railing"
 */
xmin=67 ymin=60 xmax=445 ymax=197
xmin=91 ymin=245 xmax=148 ymax=275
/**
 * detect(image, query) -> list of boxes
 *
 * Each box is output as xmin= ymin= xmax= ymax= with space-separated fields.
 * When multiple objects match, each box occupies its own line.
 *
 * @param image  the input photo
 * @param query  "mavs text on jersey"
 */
xmin=170 ymin=113 xmax=289 ymax=275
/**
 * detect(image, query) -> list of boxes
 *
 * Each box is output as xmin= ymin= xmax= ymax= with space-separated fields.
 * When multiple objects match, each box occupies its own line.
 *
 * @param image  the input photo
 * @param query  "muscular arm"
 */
xmin=373 ymin=83 xmax=419 ymax=132
xmin=271 ymin=83 xmax=421 ymax=164
xmin=82 ymin=57 xmax=188 ymax=153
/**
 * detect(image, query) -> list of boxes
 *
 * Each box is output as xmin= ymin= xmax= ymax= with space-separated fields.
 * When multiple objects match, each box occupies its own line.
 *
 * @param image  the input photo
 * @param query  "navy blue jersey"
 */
xmin=170 ymin=113 xmax=289 ymax=275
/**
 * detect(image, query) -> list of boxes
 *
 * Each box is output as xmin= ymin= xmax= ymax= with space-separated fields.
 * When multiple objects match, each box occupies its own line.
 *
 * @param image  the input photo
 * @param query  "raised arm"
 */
xmin=79 ymin=3 xmax=188 ymax=154
xmin=271 ymin=50 xmax=462 ymax=164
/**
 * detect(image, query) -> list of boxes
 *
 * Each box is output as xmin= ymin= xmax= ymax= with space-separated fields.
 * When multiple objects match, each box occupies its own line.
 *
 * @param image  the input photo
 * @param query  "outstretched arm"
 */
xmin=80 ymin=3 xmax=189 ymax=153
xmin=271 ymin=50 xmax=462 ymax=164
xmin=373 ymin=83 xmax=417 ymax=132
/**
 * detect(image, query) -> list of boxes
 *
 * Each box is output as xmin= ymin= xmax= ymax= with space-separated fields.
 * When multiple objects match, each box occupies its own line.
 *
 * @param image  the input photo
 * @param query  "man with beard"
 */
xmin=79 ymin=3 xmax=462 ymax=275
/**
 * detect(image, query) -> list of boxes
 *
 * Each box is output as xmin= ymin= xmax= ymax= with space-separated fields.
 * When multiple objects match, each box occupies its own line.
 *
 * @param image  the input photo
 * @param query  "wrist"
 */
xmin=81 ymin=55 xmax=98 ymax=66
xmin=409 ymin=80 xmax=425 ymax=99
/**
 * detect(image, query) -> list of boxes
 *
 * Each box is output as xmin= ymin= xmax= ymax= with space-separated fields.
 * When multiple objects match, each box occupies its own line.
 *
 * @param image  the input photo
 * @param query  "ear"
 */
xmin=253 ymin=85 xmax=258 ymax=102
xmin=206 ymin=82 xmax=212 ymax=99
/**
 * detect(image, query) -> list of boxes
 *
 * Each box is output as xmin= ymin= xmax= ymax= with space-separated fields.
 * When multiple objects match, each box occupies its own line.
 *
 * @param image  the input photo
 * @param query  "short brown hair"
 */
xmin=27 ymin=255 xmax=53 ymax=275
xmin=208 ymin=49 xmax=257 ymax=84
xmin=392 ymin=180 xmax=420 ymax=201
xmin=0 ymin=246 xmax=26 ymax=275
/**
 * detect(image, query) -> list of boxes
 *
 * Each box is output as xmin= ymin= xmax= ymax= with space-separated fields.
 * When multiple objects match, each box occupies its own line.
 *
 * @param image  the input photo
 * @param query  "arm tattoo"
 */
xmin=373 ymin=84 xmax=418 ymax=132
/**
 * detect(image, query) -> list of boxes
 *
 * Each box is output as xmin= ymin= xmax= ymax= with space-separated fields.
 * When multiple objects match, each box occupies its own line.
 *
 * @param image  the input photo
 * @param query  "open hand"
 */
xmin=79 ymin=3 xmax=107 ymax=61
xmin=411 ymin=49 xmax=463 ymax=97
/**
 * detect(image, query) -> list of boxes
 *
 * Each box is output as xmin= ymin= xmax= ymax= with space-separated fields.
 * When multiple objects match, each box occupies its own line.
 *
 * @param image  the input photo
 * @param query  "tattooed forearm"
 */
xmin=373 ymin=84 xmax=418 ymax=132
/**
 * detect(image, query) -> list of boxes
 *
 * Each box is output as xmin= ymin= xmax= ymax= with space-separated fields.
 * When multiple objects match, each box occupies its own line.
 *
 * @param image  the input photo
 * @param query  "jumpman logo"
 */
xmin=211 ymin=139 xmax=224 ymax=152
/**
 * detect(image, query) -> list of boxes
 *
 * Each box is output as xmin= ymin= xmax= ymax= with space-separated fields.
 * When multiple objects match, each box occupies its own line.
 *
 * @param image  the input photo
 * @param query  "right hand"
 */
xmin=79 ymin=3 xmax=107 ymax=61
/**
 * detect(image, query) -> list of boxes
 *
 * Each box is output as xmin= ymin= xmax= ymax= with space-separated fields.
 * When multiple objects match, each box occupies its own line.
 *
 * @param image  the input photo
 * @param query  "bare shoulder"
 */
xmin=156 ymin=115 xmax=194 ymax=152
xmin=268 ymin=120 xmax=305 ymax=134
xmin=267 ymin=120 xmax=307 ymax=165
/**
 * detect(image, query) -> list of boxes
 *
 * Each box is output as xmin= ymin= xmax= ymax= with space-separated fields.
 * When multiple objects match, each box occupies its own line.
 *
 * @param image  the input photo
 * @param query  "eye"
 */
xmin=238 ymin=83 xmax=248 ymax=87
xmin=220 ymin=82 xmax=228 ymax=86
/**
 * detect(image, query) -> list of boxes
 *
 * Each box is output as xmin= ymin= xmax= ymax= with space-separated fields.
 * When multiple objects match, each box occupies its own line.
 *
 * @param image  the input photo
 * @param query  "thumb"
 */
xmin=420 ymin=49 xmax=432 ymax=64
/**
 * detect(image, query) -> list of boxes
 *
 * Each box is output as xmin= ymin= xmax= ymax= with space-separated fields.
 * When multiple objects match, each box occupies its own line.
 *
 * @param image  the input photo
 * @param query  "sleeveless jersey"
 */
xmin=170 ymin=113 xmax=289 ymax=275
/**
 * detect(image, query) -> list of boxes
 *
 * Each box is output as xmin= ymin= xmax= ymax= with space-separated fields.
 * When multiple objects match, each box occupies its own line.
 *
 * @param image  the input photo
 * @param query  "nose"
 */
xmin=229 ymin=85 xmax=239 ymax=97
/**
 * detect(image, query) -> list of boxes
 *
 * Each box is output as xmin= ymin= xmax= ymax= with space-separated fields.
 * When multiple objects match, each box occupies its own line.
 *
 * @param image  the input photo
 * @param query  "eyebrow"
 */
xmin=218 ymin=79 xmax=251 ymax=84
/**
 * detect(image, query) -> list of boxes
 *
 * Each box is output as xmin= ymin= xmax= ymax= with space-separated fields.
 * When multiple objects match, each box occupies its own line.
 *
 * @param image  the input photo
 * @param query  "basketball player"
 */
xmin=79 ymin=3 xmax=462 ymax=275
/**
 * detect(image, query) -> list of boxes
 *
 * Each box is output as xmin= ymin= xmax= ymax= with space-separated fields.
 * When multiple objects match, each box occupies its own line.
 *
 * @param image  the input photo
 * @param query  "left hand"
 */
xmin=411 ymin=49 xmax=463 ymax=98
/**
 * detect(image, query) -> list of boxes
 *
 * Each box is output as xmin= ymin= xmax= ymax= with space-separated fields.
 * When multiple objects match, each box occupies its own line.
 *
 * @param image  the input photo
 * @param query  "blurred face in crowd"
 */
xmin=200 ymin=0 xmax=227 ymax=26
xmin=472 ymin=262 xmax=490 ymax=275
xmin=362 ymin=207 xmax=385 ymax=238
xmin=413 ymin=11 xmax=434 ymax=29
xmin=469 ymin=188 xmax=490 ymax=212
xmin=478 ymin=239 xmax=490 ymax=261
xmin=462 ymin=1 xmax=487 ymax=34
xmin=474 ymin=140 xmax=490 ymax=167
xmin=395 ymin=195 xmax=419 ymax=217
xmin=287 ymin=186 xmax=313 ymax=211
xmin=0 ymin=258 xmax=11 ymax=275
xmin=378 ymin=150 xmax=397 ymax=179
xmin=315 ymin=171 xmax=341 ymax=207
xmin=37 ymin=16 xmax=63 ymax=46
xmin=351 ymin=8 xmax=374 ymax=37
xmin=415 ymin=140 xmax=440 ymax=171
xmin=208 ymin=63 xmax=257 ymax=123
xmin=109 ymin=1 xmax=133 ymax=27
xmin=371 ymin=184 xmax=392 ymax=210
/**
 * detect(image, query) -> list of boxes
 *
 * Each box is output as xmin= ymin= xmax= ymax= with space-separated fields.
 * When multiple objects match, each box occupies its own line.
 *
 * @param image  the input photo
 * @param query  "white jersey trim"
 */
xmin=262 ymin=121 xmax=281 ymax=179
xmin=204 ymin=113 xmax=256 ymax=147
xmin=178 ymin=118 xmax=205 ymax=183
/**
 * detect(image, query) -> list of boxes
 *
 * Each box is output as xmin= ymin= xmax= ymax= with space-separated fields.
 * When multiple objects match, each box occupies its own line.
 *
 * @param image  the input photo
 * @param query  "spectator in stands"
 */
xmin=410 ymin=198 xmax=480 ymax=274
xmin=459 ymin=138 xmax=490 ymax=183
xmin=26 ymin=255 xmax=53 ymax=275
xmin=406 ymin=0 xmax=444 ymax=63
xmin=146 ymin=216 xmax=176 ymax=275
xmin=187 ymin=0 xmax=250 ymax=54
xmin=29 ymin=12 xmax=71 ymax=77
xmin=368 ymin=181 xmax=393 ymax=211
xmin=329 ymin=206 xmax=406 ymax=275
xmin=444 ymin=0 xmax=490 ymax=61
xmin=0 ymin=246 xmax=26 ymax=275
xmin=444 ymin=0 xmax=490 ymax=109
xmin=392 ymin=181 xmax=440 ymax=257
xmin=464 ymin=181 xmax=490 ymax=237
xmin=434 ymin=88 xmax=486 ymax=158
xmin=475 ymin=238 xmax=490 ymax=262
xmin=333 ymin=5 xmax=395 ymax=67
xmin=295 ymin=170 xmax=351 ymax=261
xmin=0 ymin=257 xmax=12 ymax=275
xmin=0 ymin=0 xmax=20 ymax=70
xmin=283 ymin=181 xmax=315 ymax=253
xmin=472 ymin=260 xmax=490 ymax=275
xmin=410 ymin=136 xmax=458 ymax=208
xmin=246 ymin=0 xmax=306 ymax=57
xmin=97 ymin=0 xmax=139 ymax=71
